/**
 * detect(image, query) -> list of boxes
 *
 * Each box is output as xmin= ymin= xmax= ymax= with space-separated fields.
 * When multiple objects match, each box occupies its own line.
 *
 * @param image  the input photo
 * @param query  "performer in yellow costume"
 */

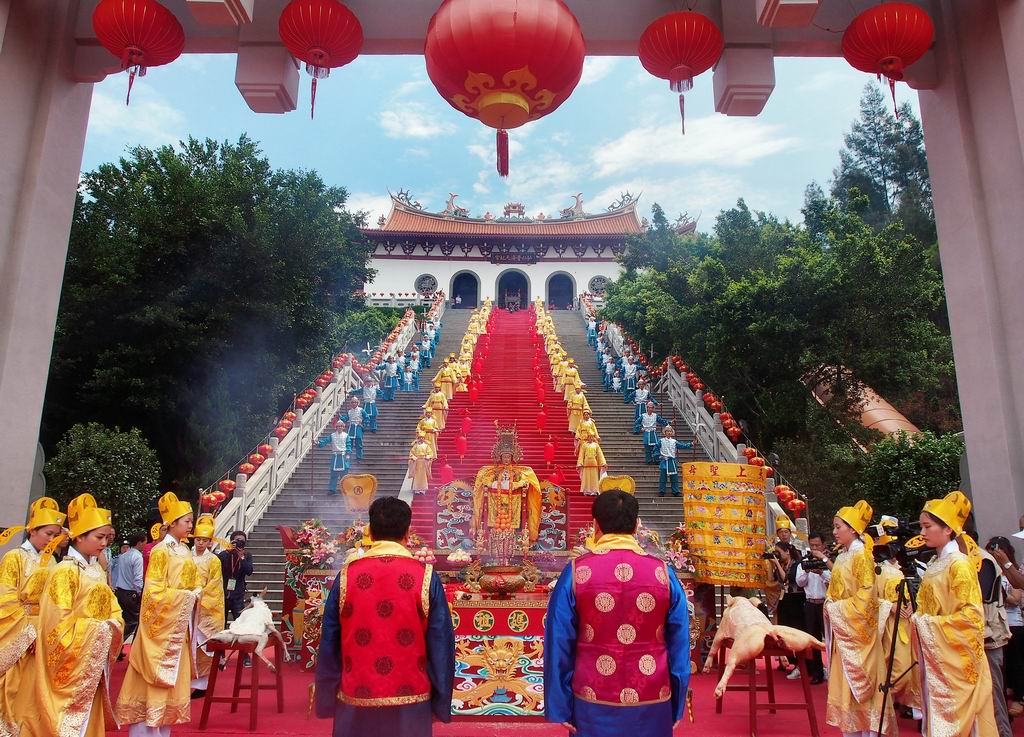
xmin=874 ymin=525 xmax=921 ymax=716
xmin=823 ymin=500 xmax=896 ymax=737
xmin=189 ymin=514 xmax=226 ymax=696
xmin=575 ymin=408 xmax=600 ymax=450
xmin=567 ymin=387 xmax=589 ymax=434
xmin=116 ymin=492 xmax=199 ymax=736
xmin=408 ymin=432 xmax=433 ymax=495
xmin=0 ymin=497 xmax=66 ymax=734
xmin=424 ymin=386 xmax=448 ymax=431
xmin=472 ymin=424 xmax=542 ymax=564
xmin=576 ymin=433 xmax=608 ymax=496
xmin=912 ymin=491 xmax=998 ymax=737
xmin=17 ymin=493 xmax=123 ymax=737
xmin=435 ymin=359 xmax=456 ymax=400
xmin=417 ymin=407 xmax=440 ymax=460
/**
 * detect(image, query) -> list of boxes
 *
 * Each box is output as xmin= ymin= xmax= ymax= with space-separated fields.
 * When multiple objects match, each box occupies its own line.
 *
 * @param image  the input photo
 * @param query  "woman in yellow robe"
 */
xmin=424 ymin=387 xmax=449 ymax=431
xmin=823 ymin=500 xmax=896 ymax=737
xmin=567 ymin=388 xmax=589 ymax=434
xmin=417 ymin=409 xmax=440 ymax=460
xmin=875 ymin=543 xmax=922 ymax=716
xmin=17 ymin=493 xmax=123 ymax=737
xmin=408 ymin=434 xmax=433 ymax=495
xmin=576 ymin=435 xmax=607 ymax=496
xmin=435 ymin=362 xmax=456 ymax=400
xmin=189 ymin=514 xmax=225 ymax=696
xmin=116 ymin=492 xmax=200 ymax=736
xmin=912 ymin=491 xmax=998 ymax=737
xmin=0 ymin=497 xmax=66 ymax=733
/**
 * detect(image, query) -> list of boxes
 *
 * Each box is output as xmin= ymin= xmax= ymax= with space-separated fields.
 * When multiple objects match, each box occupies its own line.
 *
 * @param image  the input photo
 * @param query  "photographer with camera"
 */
xmin=795 ymin=531 xmax=832 ymax=684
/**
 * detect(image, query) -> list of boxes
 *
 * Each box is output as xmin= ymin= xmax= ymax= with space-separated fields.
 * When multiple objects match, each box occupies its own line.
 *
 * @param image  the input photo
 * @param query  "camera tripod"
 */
xmin=876 ymin=577 xmax=916 ymax=737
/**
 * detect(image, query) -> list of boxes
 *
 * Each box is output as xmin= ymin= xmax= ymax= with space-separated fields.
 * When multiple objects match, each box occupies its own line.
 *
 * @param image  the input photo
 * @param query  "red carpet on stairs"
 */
xmin=412 ymin=309 xmax=595 ymax=548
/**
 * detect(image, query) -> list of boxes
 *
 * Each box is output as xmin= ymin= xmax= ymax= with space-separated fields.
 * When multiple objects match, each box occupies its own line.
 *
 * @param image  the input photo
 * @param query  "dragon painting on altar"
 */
xmin=452 ymin=636 xmax=544 ymax=716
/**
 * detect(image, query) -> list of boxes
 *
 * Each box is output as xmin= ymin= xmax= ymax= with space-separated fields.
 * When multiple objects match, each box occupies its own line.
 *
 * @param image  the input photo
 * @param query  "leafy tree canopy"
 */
xmin=43 ymin=136 xmax=382 ymax=489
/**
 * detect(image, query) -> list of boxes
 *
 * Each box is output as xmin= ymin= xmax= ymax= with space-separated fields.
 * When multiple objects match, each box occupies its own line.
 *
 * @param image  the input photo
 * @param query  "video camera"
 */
xmin=868 ymin=517 xmax=933 ymax=582
xmin=800 ymin=552 xmax=830 ymax=572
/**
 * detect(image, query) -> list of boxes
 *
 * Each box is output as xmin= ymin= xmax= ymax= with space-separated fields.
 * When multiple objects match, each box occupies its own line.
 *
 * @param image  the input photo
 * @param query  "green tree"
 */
xmin=44 ymin=423 xmax=161 ymax=537
xmin=855 ymin=431 xmax=965 ymax=522
xmin=42 ymin=136 xmax=376 ymax=486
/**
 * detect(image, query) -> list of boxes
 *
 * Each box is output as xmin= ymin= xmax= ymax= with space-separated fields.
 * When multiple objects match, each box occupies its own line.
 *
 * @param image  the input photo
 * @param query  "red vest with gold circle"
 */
xmin=571 ymin=549 xmax=672 ymax=706
xmin=338 ymin=555 xmax=432 ymax=706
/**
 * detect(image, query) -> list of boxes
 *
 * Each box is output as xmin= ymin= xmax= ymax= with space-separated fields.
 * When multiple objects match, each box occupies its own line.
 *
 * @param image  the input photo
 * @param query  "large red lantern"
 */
xmin=638 ymin=11 xmax=724 ymax=134
xmin=842 ymin=3 xmax=934 ymax=116
xmin=279 ymin=0 xmax=363 ymax=118
xmin=424 ymin=0 xmax=586 ymax=177
xmin=92 ymin=0 xmax=185 ymax=104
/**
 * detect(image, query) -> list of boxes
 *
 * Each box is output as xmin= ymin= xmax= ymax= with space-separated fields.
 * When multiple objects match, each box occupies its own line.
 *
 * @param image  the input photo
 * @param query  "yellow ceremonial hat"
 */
xmin=192 ymin=513 xmax=231 ymax=547
xmin=600 ymin=475 xmax=636 ymax=495
xmin=67 ymin=493 xmax=113 ymax=538
xmin=923 ymin=490 xmax=972 ymax=537
xmin=835 ymin=500 xmax=873 ymax=536
xmin=150 ymin=522 xmax=164 ymax=541
xmin=158 ymin=492 xmax=193 ymax=524
xmin=28 ymin=497 xmax=66 ymax=529
xmin=775 ymin=515 xmax=792 ymax=530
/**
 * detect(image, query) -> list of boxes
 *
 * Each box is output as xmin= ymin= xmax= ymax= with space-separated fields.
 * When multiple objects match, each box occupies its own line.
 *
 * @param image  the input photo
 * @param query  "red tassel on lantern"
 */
xmin=92 ymin=0 xmax=185 ymax=105
xmin=496 ymin=129 xmax=510 ymax=177
xmin=842 ymin=3 xmax=934 ymax=117
xmin=638 ymin=11 xmax=724 ymax=135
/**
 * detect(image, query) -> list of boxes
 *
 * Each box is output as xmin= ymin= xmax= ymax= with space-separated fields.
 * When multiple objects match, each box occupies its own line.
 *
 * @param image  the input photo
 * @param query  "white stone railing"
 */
xmin=211 ymin=295 xmax=446 ymax=537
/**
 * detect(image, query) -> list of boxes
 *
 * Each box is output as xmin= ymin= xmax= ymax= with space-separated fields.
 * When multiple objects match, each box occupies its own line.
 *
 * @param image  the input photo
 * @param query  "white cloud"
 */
xmin=345 ymin=192 xmax=393 ymax=226
xmin=580 ymin=57 xmax=621 ymax=86
xmin=473 ymin=171 xmax=491 ymax=195
xmin=87 ymin=86 xmax=186 ymax=148
xmin=379 ymin=103 xmax=456 ymax=139
xmin=592 ymin=116 xmax=801 ymax=177
xmin=591 ymin=172 xmax=746 ymax=229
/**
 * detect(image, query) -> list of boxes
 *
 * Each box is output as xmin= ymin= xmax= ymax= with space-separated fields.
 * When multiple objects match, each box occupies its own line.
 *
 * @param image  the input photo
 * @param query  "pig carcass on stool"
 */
xmin=702 ymin=595 xmax=824 ymax=698
xmin=209 ymin=593 xmax=288 ymax=671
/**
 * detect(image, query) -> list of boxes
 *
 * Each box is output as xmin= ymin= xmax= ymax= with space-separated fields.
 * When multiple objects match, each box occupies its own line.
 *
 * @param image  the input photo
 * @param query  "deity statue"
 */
xmin=471 ymin=423 xmax=542 ymax=564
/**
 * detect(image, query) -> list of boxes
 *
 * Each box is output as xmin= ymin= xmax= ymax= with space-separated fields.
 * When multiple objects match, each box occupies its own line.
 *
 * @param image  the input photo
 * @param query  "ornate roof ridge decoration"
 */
xmin=382 ymin=190 xmax=641 ymax=226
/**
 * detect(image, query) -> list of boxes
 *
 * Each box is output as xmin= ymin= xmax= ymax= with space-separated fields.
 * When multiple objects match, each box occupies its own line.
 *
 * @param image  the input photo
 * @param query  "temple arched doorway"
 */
xmin=546 ymin=272 xmax=576 ymax=310
xmin=496 ymin=269 xmax=530 ymax=310
xmin=451 ymin=271 xmax=479 ymax=308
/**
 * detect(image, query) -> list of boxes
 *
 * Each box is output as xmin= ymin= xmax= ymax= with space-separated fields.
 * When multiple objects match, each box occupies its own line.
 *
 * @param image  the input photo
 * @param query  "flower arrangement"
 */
xmin=287 ymin=519 xmax=342 ymax=571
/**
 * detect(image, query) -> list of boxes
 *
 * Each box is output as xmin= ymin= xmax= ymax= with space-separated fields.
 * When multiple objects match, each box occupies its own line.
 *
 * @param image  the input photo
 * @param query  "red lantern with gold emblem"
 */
xmin=92 ymin=0 xmax=185 ymax=104
xmin=638 ymin=11 xmax=724 ymax=134
xmin=842 ymin=3 xmax=933 ymax=116
xmin=279 ymin=0 xmax=363 ymax=118
xmin=424 ymin=0 xmax=586 ymax=177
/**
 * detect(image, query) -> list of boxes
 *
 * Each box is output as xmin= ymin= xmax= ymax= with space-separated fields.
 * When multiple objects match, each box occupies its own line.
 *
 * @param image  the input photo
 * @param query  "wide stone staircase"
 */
xmin=245 ymin=309 xmax=472 ymax=613
xmin=551 ymin=312 xmax=708 ymax=541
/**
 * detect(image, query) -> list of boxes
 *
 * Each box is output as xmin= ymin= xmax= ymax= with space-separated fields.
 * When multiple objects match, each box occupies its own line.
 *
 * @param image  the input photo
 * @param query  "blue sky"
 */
xmin=82 ymin=53 xmax=920 ymax=231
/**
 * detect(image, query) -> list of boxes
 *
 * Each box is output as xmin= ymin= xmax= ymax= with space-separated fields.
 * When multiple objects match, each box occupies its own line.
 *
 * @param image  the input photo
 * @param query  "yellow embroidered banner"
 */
xmin=682 ymin=461 xmax=768 ymax=588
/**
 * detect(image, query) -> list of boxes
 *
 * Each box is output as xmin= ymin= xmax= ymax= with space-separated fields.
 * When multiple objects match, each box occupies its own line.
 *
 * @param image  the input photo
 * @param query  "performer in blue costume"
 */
xmin=638 ymin=402 xmax=669 ymax=464
xmin=622 ymin=357 xmax=638 ymax=404
xmin=361 ymin=378 xmax=379 ymax=432
xmin=631 ymin=380 xmax=655 ymax=432
xmin=346 ymin=397 xmax=367 ymax=461
xmin=382 ymin=357 xmax=399 ymax=401
xmin=587 ymin=316 xmax=598 ymax=347
xmin=316 ymin=420 xmax=350 ymax=495
xmin=658 ymin=425 xmax=692 ymax=497
xmin=316 ymin=497 xmax=455 ymax=737
xmin=545 ymin=490 xmax=690 ymax=737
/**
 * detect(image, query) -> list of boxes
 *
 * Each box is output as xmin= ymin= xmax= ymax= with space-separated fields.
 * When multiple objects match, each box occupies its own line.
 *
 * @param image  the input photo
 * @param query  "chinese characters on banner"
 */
xmin=682 ymin=461 xmax=768 ymax=588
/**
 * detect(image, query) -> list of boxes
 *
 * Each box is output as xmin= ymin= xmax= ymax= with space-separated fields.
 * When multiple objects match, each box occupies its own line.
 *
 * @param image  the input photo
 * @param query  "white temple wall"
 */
xmin=366 ymin=258 xmax=621 ymax=304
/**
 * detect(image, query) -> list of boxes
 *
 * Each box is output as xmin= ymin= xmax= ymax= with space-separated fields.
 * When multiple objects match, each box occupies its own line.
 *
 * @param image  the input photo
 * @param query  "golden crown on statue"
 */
xmin=491 ymin=421 xmax=523 ymax=463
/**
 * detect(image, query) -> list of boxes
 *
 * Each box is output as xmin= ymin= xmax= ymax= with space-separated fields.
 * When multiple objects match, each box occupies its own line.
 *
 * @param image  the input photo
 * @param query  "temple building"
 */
xmin=361 ymin=191 xmax=650 ymax=309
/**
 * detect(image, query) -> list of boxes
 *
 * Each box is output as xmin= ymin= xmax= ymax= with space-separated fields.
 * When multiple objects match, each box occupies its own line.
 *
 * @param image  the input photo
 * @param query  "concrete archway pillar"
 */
xmin=0 ymin=0 xmax=94 ymax=528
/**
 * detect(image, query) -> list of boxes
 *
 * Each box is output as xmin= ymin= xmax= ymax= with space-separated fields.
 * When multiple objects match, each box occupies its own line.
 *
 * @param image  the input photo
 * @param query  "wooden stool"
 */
xmin=714 ymin=638 xmax=820 ymax=737
xmin=199 ymin=639 xmax=285 ymax=731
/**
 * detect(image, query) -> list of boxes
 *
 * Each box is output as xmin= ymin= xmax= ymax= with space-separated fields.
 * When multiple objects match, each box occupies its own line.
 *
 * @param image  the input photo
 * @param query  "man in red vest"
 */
xmin=545 ymin=489 xmax=691 ymax=736
xmin=316 ymin=496 xmax=455 ymax=736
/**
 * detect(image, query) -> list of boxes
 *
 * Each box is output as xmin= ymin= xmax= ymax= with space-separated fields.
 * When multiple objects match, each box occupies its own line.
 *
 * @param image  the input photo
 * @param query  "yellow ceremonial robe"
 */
xmin=409 ymin=442 xmax=433 ymax=493
xmin=192 ymin=550 xmax=225 ymax=683
xmin=436 ymin=367 xmax=455 ymax=400
xmin=0 ymin=543 xmax=55 ymax=735
xmin=17 ymin=551 xmax=123 ymax=737
xmin=417 ymin=417 xmax=439 ymax=459
xmin=576 ymin=441 xmax=607 ymax=495
xmin=912 ymin=544 xmax=998 ymax=737
xmin=876 ymin=561 xmax=921 ymax=711
xmin=568 ymin=393 xmax=589 ymax=433
xmin=472 ymin=464 xmax=543 ymax=543
xmin=425 ymin=391 xmax=448 ymax=431
xmin=575 ymin=418 xmax=600 ymax=444
xmin=115 ymin=536 xmax=199 ymax=728
xmin=823 ymin=538 xmax=897 ymax=736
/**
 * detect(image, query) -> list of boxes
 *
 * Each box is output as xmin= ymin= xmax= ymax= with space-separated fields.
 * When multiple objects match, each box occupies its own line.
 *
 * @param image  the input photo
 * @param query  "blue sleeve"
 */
xmin=679 ymin=441 xmax=694 ymax=450
xmin=314 ymin=574 xmax=342 ymax=718
xmin=544 ymin=563 xmax=577 ymax=726
xmin=665 ymin=567 xmax=691 ymax=723
xmin=426 ymin=572 xmax=455 ymax=722
xmin=317 ymin=435 xmax=330 ymax=448
xmin=241 ymin=552 xmax=254 ymax=577
xmin=657 ymin=416 xmax=669 ymax=427
xmin=132 ymin=551 xmax=144 ymax=590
